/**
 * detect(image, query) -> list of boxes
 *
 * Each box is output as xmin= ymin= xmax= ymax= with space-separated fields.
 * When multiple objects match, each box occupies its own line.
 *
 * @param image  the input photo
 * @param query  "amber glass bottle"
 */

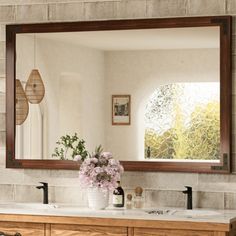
xmin=113 ymin=181 xmax=124 ymax=207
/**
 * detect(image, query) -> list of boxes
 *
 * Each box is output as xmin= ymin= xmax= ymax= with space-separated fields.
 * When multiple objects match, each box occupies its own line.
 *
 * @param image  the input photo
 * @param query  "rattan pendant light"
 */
xmin=25 ymin=69 xmax=45 ymax=104
xmin=16 ymin=79 xmax=29 ymax=125
xmin=25 ymin=35 xmax=45 ymax=104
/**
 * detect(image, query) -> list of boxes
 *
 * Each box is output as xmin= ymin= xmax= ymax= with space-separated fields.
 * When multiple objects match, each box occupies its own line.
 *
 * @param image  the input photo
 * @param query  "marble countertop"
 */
xmin=0 ymin=203 xmax=235 ymax=224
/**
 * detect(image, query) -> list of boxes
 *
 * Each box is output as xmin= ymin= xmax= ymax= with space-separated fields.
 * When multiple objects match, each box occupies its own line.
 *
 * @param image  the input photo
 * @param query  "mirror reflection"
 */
xmin=15 ymin=26 xmax=220 ymax=162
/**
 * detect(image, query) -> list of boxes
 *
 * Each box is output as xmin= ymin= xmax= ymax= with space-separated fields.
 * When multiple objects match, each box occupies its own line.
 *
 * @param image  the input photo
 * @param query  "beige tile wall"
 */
xmin=0 ymin=0 xmax=236 ymax=209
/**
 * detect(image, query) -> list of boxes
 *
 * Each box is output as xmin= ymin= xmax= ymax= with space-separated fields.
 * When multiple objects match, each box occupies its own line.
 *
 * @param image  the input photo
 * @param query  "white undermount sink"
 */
xmin=145 ymin=209 xmax=222 ymax=217
xmin=172 ymin=209 xmax=222 ymax=217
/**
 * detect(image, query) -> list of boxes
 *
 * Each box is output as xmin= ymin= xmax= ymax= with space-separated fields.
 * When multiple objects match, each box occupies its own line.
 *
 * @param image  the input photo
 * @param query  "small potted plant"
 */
xmin=52 ymin=133 xmax=88 ymax=160
xmin=76 ymin=146 xmax=124 ymax=210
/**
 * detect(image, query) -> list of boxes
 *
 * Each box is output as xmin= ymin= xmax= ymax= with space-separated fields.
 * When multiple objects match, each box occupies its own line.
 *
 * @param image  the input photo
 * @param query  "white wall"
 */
xmin=16 ymin=35 xmax=106 ymax=159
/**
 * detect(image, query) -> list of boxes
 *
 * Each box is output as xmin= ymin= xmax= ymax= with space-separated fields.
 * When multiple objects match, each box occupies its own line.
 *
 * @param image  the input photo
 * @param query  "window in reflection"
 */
xmin=144 ymin=82 xmax=220 ymax=160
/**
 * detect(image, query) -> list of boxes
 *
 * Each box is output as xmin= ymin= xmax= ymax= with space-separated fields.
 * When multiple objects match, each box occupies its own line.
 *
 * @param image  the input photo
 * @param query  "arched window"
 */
xmin=144 ymin=82 xmax=220 ymax=160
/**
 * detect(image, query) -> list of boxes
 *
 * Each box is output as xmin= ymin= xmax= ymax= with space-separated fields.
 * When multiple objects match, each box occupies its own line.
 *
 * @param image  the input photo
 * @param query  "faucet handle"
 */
xmin=184 ymin=186 xmax=192 ymax=191
xmin=39 ymin=182 xmax=48 ymax=187
xmin=183 ymin=186 xmax=192 ymax=194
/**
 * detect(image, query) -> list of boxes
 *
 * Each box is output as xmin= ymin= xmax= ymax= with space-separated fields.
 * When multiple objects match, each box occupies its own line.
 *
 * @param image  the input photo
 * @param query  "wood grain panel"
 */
xmin=0 ymin=214 xmax=231 ymax=232
xmin=0 ymin=216 xmax=234 ymax=236
xmin=128 ymin=228 xmax=134 ymax=236
xmin=214 ymin=232 xmax=228 ymax=236
xmin=134 ymin=228 xmax=215 ymax=236
xmin=51 ymin=224 xmax=127 ymax=236
xmin=0 ymin=221 xmax=44 ymax=236
xmin=45 ymin=223 xmax=51 ymax=236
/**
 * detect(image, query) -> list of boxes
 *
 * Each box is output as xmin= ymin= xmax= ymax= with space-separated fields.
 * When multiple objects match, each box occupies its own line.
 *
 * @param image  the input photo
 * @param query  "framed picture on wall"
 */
xmin=112 ymin=95 xmax=131 ymax=125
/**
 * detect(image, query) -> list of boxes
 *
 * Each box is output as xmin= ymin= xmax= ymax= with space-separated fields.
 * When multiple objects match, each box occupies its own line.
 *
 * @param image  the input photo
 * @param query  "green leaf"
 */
xmin=51 ymin=133 xmax=88 ymax=161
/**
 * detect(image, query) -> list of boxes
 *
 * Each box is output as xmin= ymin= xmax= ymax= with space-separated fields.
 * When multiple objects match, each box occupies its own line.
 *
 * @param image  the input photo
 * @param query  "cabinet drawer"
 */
xmin=134 ymin=228 xmax=215 ymax=236
xmin=51 ymin=224 xmax=127 ymax=236
xmin=0 ymin=221 xmax=44 ymax=236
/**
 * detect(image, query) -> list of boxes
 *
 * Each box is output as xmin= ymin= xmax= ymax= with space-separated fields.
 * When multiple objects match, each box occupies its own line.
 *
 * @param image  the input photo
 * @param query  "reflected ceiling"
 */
xmin=20 ymin=26 xmax=220 ymax=51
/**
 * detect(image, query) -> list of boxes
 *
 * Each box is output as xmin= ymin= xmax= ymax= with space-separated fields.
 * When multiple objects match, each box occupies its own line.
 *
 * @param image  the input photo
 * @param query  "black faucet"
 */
xmin=36 ymin=182 xmax=48 ymax=204
xmin=182 ymin=186 xmax=192 ymax=210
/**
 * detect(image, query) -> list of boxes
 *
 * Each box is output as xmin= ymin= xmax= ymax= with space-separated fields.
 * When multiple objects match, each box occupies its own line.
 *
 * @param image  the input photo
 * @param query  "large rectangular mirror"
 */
xmin=6 ymin=16 xmax=232 ymax=172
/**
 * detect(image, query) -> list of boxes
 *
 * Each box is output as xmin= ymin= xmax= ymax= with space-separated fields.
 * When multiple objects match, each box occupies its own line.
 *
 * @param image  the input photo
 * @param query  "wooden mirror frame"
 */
xmin=6 ymin=16 xmax=232 ymax=173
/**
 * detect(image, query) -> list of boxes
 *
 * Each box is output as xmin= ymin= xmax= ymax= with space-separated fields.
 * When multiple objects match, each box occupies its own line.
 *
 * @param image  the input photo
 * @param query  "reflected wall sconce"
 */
xmin=16 ymin=79 xmax=29 ymax=125
xmin=25 ymin=35 xmax=45 ymax=104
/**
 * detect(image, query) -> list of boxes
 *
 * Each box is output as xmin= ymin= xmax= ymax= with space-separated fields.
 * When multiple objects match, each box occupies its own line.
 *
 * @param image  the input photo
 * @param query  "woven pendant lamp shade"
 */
xmin=16 ymin=79 xmax=29 ymax=125
xmin=25 ymin=69 xmax=45 ymax=104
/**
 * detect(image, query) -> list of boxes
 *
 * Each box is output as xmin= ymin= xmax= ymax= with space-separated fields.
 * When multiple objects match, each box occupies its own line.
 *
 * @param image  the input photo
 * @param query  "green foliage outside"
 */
xmin=145 ymin=101 xmax=220 ymax=160
xmin=145 ymin=83 xmax=220 ymax=160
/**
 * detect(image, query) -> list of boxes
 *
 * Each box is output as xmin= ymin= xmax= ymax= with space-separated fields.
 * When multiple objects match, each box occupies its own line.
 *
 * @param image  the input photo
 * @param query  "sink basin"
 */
xmin=145 ymin=209 xmax=174 ymax=215
xmin=144 ymin=208 xmax=222 ymax=218
xmin=173 ymin=209 xmax=222 ymax=217
xmin=0 ymin=203 xmax=58 ymax=210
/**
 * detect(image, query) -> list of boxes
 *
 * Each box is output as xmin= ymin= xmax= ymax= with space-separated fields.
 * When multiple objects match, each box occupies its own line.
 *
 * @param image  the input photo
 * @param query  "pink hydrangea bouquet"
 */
xmin=76 ymin=146 xmax=124 ymax=191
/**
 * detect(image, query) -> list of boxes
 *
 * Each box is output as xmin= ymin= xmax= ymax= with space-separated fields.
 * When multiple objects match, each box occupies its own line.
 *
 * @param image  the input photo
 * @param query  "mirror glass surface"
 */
xmin=15 ymin=26 xmax=220 ymax=162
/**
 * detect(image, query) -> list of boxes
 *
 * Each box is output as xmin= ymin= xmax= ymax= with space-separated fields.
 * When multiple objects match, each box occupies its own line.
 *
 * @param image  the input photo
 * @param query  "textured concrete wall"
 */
xmin=0 ymin=0 xmax=236 ymax=209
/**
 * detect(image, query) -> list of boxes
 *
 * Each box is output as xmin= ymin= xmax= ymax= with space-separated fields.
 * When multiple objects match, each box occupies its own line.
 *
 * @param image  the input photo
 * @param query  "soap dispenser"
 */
xmin=126 ymin=194 xmax=133 ymax=209
xmin=133 ymin=186 xmax=144 ymax=209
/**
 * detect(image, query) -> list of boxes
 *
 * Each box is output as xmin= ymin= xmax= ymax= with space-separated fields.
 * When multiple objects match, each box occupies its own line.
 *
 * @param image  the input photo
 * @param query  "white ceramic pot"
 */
xmin=87 ymin=187 xmax=109 ymax=210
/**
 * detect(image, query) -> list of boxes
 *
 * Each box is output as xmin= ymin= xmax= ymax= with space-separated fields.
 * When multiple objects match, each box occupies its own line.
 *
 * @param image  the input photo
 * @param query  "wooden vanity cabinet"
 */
xmin=0 ymin=215 xmax=234 ymax=236
xmin=50 ymin=225 xmax=232 ymax=236
xmin=0 ymin=223 xmax=232 ymax=236
xmin=0 ymin=221 xmax=45 ymax=236
xmin=50 ymin=224 xmax=127 ymax=236
xmin=133 ymin=228 xmax=227 ymax=236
